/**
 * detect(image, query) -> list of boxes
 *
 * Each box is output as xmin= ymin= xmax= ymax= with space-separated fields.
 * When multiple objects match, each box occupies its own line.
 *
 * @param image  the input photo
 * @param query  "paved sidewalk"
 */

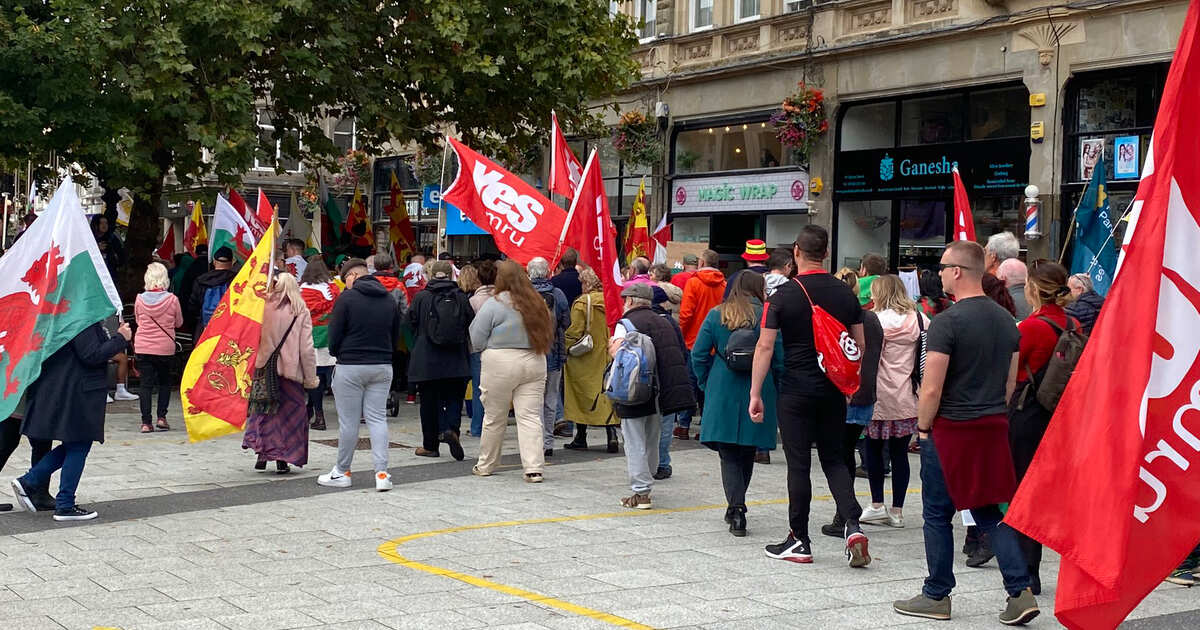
xmin=1 ymin=396 xmax=1198 ymax=629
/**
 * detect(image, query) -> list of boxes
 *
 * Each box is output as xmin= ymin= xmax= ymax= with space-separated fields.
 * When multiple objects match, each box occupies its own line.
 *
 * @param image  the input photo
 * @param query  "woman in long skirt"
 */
xmin=243 ymin=273 xmax=318 ymax=473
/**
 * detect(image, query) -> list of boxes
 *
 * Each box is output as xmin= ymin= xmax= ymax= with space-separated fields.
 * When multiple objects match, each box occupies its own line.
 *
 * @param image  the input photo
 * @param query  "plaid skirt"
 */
xmin=866 ymin=417 xmax=918 ymax=440
xmin=242 ymin=379 xmax=309 ymax=466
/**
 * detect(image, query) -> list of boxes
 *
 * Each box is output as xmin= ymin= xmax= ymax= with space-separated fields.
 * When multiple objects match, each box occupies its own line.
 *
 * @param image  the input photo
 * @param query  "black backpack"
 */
xmin=1029 ymin=316 xmax=1088 ymax=411
xmin=721 ymin=325 xmax=759 ymax=372
xmin=426 ymin=290 xmax=467 ymax=346
xmin=540 ymin=289 xmax=557 ymax=315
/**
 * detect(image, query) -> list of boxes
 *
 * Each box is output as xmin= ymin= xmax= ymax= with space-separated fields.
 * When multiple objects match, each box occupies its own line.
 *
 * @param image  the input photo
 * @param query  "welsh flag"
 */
xmin=211 ymin=193 xmax=257 ymax=262
xmin=181 ymin=219 xmax=277 ymax=442
xmin=0 ymin=178 xmax=123 ymax=417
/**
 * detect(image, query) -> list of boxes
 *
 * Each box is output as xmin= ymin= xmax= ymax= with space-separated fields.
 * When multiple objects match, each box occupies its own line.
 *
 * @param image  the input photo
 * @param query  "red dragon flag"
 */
xmin=212 ymin=193 xmax=258 ymax=262
xmin=561 ymin=149 xmax=624 ymax=329
xmin=181 ymin=217 xmax=278 ymax=442
xmin=441 ymin=136 xmax=568 ymax=267
xmin=0 ymin=177 xmax=123 ymax=417
xmin=549 ymin=111 xmax=584 ymax=200
xmin=1005 ymin=4 xmax=1200 ymax=628
xmin=228 ymin=189 xmax=268 ymax=241
xmin=951 ymin=166 xmax=976 ymax=242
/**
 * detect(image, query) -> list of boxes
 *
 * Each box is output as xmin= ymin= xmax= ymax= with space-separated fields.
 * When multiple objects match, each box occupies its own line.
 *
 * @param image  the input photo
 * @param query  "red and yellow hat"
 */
xmin=741 ymin=239 xmax=769 ymax=262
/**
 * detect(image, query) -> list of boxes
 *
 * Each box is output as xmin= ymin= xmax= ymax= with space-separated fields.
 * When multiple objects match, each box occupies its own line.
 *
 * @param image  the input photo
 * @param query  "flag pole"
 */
xmin=553 ymin=149 xmax=597 ymax=266
xmin=436 ymin=137 xmax=450 ymax=258
xmin=1057 ymin=188 xmax=1089 ymax=264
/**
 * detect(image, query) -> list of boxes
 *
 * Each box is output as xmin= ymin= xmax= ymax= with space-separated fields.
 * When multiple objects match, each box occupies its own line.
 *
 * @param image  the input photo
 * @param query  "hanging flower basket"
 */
xmin=333 ymin=149 xmax=372 ymax=192
xmin=413 ymin=150 xmax=443 ymax=188
xmin=770 ymin=83 xmax=829 ymax=167
xmin=612 ymin=110 xmax=663 ymax=169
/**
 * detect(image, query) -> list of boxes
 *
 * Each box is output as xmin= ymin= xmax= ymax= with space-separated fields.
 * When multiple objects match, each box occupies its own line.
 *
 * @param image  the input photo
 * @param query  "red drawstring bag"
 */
xmin=795 ymin=277 xmax=862 ymax=396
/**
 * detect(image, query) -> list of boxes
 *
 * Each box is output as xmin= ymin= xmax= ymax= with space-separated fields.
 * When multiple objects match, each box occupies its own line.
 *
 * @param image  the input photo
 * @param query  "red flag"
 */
xmin=651 ymin=215 xmax=671 ymax=265
xmin=229 ymin=189 xmax=267 ymax=241
xmin=549 ymin=111 xmax=584 ymax=200
xmin=951 ymin=167 xmax=976 ymax=242
xmin=561 ymin=149 xmax=624 ymax=329
xmin=442 ymin=136 xmax=567 ymax=267
xmin=155 ymin=224 xmax=176 ymax=261
xmin=256 ymin=189 xmax=275 ymax=238
xmin=1005 ymin=4 xmax=1200 ymax=628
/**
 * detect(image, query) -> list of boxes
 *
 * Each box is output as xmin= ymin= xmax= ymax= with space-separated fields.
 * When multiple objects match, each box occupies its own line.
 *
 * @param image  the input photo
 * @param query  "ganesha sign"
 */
xmin=671 ymin=170 xmax=810 ymax=214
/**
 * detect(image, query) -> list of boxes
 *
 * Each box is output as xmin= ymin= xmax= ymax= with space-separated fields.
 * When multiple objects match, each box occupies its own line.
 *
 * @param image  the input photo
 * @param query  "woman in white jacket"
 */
xmin=860 ymin=275 xmax=929 ymax=528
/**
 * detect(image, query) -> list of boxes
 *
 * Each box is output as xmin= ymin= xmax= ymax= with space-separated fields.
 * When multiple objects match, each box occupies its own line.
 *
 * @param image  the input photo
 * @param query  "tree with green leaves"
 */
xmin=0 ymin=0 xmax=639 ymax=294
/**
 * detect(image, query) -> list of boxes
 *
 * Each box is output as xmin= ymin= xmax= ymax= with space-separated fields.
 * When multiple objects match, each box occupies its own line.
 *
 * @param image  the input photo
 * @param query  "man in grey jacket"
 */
xmin=998 ymin=258 xmax=1032 ymax=321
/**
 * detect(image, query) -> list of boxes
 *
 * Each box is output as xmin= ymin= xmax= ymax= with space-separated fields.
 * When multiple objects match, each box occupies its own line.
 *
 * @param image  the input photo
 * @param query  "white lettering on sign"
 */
xmin=473 ymin=163 xmax=544 ymax=233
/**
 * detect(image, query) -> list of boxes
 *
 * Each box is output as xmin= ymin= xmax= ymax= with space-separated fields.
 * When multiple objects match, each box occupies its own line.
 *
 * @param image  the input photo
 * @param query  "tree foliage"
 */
xmin=0 ymin=0 xmax=639 ymax=292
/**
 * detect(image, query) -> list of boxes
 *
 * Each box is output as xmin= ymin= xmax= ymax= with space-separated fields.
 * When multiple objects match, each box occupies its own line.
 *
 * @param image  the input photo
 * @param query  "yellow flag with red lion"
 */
xmin=181 ymin=220 xmax=276 ymax=442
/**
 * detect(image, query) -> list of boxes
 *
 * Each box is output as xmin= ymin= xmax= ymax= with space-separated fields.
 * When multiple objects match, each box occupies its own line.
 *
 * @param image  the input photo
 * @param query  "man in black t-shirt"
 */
xmin=749 ymin=225 xmax=870 ymax=568
xmin=893 ymin=240 xmax=1038 ymax=625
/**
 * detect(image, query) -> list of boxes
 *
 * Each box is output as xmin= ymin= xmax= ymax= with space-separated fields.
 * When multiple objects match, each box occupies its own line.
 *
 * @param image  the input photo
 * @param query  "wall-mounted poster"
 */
xmin=1114 ymin=136 xmax=1140 ymax=179
xmin=1080 ymin=138 xmax=1104 ymax=181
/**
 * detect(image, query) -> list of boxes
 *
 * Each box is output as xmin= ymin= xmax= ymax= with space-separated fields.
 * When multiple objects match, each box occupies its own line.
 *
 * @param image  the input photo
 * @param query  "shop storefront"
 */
xmin=372 ymin=156 xmax=437 ymax=255
xmin=832 ymin=84 xmax=1032 ymax=271
xmin=668 ymin=112 xmax=810 ymax=268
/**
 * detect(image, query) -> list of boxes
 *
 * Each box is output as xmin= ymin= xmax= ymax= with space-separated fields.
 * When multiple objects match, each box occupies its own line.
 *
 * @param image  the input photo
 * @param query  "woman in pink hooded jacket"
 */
xmin=134 ymin=262 xmax=183 ymax=433
xmin=859 ymin=275 xmax=929 ymax=529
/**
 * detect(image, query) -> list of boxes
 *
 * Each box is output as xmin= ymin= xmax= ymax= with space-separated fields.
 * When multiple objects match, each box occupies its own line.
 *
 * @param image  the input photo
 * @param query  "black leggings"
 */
xmin=0 ymin=417 xmax=51 ymax=473
xmin=777 ymin=394 xmax=863 ymax=540
xmin=866 ymin=435 xmax=913 ymax=508
xmin=717 ymin=444 xmax=757 ymax=508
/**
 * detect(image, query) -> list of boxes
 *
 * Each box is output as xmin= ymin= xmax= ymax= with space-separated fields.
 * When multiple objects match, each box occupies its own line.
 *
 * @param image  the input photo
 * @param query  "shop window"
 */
xmin=840 ymin=102 xmax=896 ymax=151
xmin=837 ymin=200 xmax=892 ymax=271
xmin=691 ymin=0 xmax=713 ymax=31
xmin=736 ymin=0 xmax=760 ymax=22
xmin=900 ymin=95 xmax=963 ymax=146
xmin=1077 ymin=77 xmax=1149 ymax=133
xmin=766 ymin=214 xmax=808 ymax=248
xmin=674 ymin=122 xmax=791 ymax=174
xmin=1064 ymin=68 xmax=1166 ymax=184
xmin=673 ymin=216 xmax=710 ymax=243
xmin=972 ymin=197 xmax=1025 ymax=250
xmin=968 ymin=87 xmax=1029 ymax=140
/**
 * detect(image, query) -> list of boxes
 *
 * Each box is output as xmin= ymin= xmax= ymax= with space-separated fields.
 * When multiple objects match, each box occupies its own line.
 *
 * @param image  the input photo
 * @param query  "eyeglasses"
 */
xmin=937 ymin=263 xmax=977 ymax=272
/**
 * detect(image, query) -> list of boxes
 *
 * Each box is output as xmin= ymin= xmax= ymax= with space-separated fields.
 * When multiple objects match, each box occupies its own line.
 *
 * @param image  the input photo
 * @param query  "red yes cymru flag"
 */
xmin=442 ymin=137 xmax=567 ymax=267
xmin=1005 ymin=5 xmax=1200 ymax=627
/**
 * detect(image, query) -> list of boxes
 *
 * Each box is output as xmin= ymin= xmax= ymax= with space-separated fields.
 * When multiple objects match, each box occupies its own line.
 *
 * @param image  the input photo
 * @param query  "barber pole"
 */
xmin=1023 ymin=185 xmax=1042 ymax=240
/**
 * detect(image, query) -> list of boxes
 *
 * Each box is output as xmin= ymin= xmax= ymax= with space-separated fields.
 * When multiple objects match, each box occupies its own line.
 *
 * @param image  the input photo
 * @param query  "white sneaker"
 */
xmin=375 ymin=471 xmax=393 ymax=492
xmin=113 ymin=388 xmax=139 ymax=401
xmin=888 ymin=510 xmax=905 ymax=528
xmin=861 ymin=505 xmax=890 ymax=525
xmin=106 ymin=394 xmax=114 ymax=404
xmin=317 ymin=468 xmax=351 ymax=488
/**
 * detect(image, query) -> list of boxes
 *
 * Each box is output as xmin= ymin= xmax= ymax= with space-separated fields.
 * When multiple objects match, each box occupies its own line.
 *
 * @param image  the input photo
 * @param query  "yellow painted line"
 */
xmin=376 ymin=489 xmax=920 ymax=628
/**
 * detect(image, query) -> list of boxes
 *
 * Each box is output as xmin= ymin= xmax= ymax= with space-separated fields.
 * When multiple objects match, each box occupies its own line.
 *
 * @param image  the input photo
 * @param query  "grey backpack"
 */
xmin=603 ymin=318 xmax=658 ymax=406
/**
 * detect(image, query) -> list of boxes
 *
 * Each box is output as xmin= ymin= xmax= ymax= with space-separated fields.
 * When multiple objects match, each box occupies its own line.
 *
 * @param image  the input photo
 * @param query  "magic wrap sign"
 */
xmin=834 ymin=139 xmax=1030 ymax=199
xmin=672 ymin=170 xmax=810 ymax=214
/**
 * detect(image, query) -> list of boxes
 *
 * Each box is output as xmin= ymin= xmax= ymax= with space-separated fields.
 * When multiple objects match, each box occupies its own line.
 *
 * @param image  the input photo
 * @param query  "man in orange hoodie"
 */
xmin=678 ymin=249 xmax=726 ymax=349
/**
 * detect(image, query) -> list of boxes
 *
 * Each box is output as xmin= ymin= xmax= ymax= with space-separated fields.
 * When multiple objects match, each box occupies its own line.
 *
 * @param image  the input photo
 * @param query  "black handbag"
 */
xmin=249 ymin=317 xmax=298 ymax=415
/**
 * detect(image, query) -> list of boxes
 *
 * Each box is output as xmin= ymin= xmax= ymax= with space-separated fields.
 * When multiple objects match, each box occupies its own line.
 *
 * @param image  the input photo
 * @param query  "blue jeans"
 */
xmin=307 ymin=365 xmax=334 ymax=414
xmin=921 ymin=434 xmax=1031 ymax=599
xmin=676 ymin=408 xmax=692 ymax=430
xmin=469 ymin=352 xmax=483 ymax=436
xmin=20 ymin=441 xmax=92 ymax=511
xmin=658 ymin=413 xmax=677 ymax=469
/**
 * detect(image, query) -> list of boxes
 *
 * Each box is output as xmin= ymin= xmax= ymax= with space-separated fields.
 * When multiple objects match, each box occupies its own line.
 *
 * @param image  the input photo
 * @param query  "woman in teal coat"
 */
xmin=691 ymin=272 xmax=784 ymax=537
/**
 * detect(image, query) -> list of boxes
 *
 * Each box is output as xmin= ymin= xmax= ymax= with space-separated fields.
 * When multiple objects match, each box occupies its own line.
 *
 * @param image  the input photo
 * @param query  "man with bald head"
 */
xmin=894 ymin=240 xmax=1039 ymax=624
xmin=996 ymin=258 xmax=1031 ymax=321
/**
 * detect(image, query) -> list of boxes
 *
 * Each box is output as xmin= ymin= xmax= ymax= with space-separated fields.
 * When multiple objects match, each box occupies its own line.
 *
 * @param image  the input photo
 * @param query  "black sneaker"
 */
xmin=821 ymin=513 xmax=846 ymax=538
xmin=9 ymin=478 xmax=37 ymax=512
xmin=443 ymin=431 xmax=465 ymax=461
xmin=0 ymin=503 xmax=11 ymax=512
xmin=30 ymin=486 xmax=56 ymax=511
xmin=845 ymin=524 xmax=872 ymax=568
xmin=764 ymin=532 xmax=813 ymax=564
xmin=544 ymin=448 xmax=553 ymax=458
xmin=53 ymin=506 xmax=98 ymax=522
xmin=652 ymin=466 xmax=672 ymax=480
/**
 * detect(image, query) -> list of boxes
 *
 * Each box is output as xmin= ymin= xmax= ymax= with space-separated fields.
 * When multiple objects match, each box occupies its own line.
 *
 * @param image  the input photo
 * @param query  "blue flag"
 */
xmin=1071 ymin=158 xmax=1118 ymax=296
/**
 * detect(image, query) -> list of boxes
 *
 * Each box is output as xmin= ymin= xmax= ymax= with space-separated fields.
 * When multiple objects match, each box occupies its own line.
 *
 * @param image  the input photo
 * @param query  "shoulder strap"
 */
xmin=270 ymin=317 xmax=299 ymax=360
xmin=915 ymin=310 xmax=925 ymax=333
xmin=584 ymin=294 xmax=592 ymax=329
xmin=1036 ymin=315 xmax=1065 ymax=336
xmin=792 ymin=276 xmax=815 ymax=307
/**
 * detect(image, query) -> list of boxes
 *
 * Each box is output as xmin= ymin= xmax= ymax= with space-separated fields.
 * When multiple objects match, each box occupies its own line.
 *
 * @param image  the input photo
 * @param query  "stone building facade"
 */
xmin=611 ymin=0 xmax=1187 ymax=270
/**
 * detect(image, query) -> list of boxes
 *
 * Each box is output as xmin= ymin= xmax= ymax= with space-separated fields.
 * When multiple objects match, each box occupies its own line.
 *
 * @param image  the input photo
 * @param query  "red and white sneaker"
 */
xmin=846 ymin=528 xmax=872 ymax=568
xmin=375 ymin=471 xmax=393 ymax=492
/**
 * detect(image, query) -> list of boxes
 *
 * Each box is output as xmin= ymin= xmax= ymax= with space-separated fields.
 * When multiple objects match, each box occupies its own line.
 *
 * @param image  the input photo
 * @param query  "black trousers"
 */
xmin=866 ymin=435 xmax=913 ymax=508
xmin=0 ymin=417 xmax=51 ymax=473
xmin=1009 ymin=390 xmax=1053 ymax=580
xmin=137 ymin=354 xmax=174 ymax=424
xmin=777 ymin=394 xmax=863 ymax=540
xmin=417 ymin=378 xmax=467 ymax=451
xmin=718 ymin=443 xmax=758 ymax=508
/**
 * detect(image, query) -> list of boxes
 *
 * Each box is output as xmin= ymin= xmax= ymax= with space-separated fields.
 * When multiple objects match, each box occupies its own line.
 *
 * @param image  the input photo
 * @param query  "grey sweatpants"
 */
xmin=332 ymin=363 xmax=393 ymax=473
xmin=621 ymin=414 xmax=661 ymax=495
xmin=542 ymin=368 xmax=562 ymax=450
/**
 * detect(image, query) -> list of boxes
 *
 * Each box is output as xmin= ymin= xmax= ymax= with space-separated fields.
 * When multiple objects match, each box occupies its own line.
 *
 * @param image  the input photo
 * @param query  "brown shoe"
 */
xmin=672 ymin=427 xmax=690 ymax=440
xmin=620 ymin=493 xmax=652 ymax=510
xmin=755 ymin=451 xmax=771 ymax=465
xmin=414 ymin=447 xmax=439 ymax=458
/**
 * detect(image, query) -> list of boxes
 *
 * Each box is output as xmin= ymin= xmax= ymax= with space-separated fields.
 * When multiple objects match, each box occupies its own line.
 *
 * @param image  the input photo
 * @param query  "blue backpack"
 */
xmin=200 ymin=282 xmax=230 ymax=328
xmin=603 ymin=318 xmax=657 ymax=406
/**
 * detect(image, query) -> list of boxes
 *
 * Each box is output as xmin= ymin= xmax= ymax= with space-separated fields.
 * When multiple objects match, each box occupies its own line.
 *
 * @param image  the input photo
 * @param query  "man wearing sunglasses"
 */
xmin=894 ymin=240 xmax=1039 ymax=625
